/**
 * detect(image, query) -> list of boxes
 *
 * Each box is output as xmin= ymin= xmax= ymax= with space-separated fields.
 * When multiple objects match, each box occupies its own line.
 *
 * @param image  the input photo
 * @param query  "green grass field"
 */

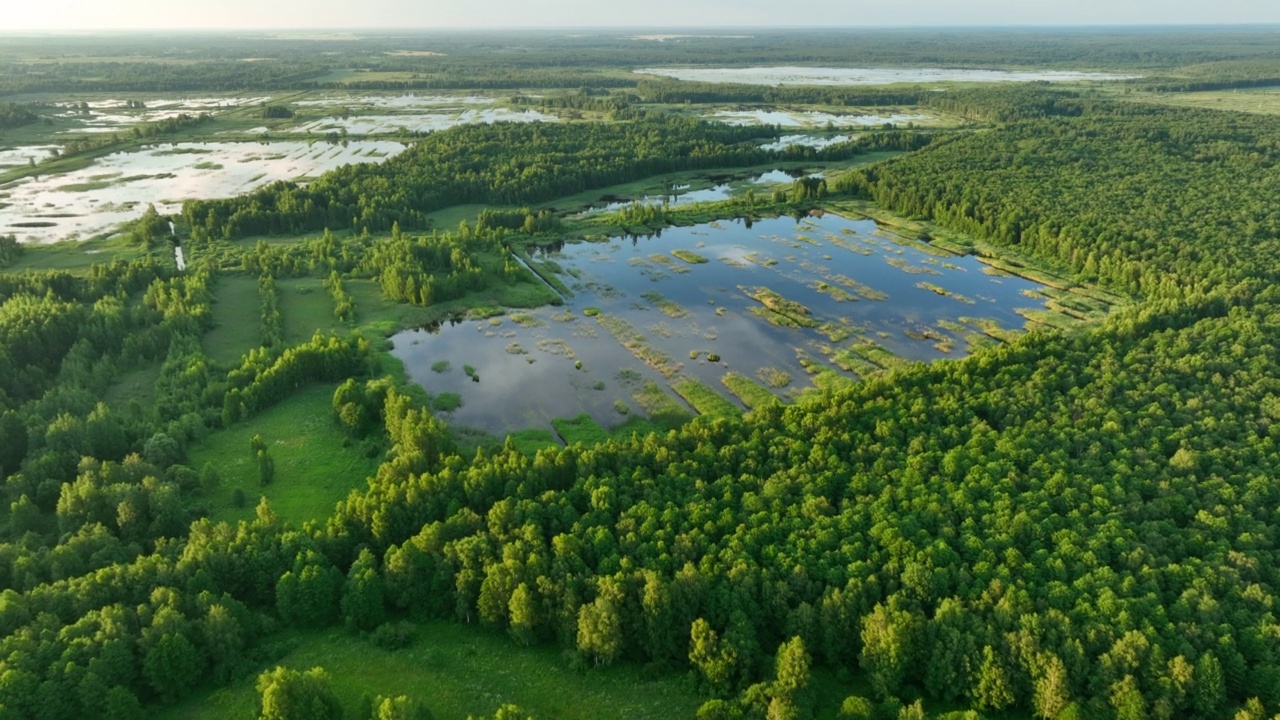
xmin=154 ymin=621 xmax=703 ymax=720
xmin=204 ymin=275 xmax=266 ymax=364
xmin=0 ymin=235 xmax=144 ymax=273
xmin=102 ymin=361 xmax=163 ymax=411
xmin=551 ymin=413 xmax=609 ymax=446
xmin=188 ymin=384 xmax=382 ymax=526
xmin=278 ymin=277 xmax=346 ymax=344
xmin=506 ymin=428 xmax=561 ymax=455
xmin=1134 ymin=86 xmax=1280 ymax=115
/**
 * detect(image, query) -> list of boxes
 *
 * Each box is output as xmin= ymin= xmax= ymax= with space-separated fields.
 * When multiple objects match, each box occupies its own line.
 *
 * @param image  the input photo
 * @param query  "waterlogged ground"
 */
xmin=52 ymin=96 xmax=273 ymax=133
xmin=711 ymin=110 xmax=931 ymax=127
xmin=637 ymin=66 xmax=1141 ymax=85
xmin=760 ymin=135 xmax=851 ymax=151
xmin=576 ymin=168 xmax=819 ymax=214
xmin=0 ymin=145 xmax=63 ymax=169
xmin=0 ymin=140 xmax=405 ymax=243
xmin=393 ymin=213 xmax=1068 ymax=437
xmin=290 ymin=108 xmax=557 ymax=135
xmin=292 ymin=94 xmax=496 ymax=109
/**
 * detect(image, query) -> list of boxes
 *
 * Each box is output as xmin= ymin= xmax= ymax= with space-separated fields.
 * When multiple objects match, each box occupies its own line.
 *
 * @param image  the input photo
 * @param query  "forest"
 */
xmin=2 ymin=26 xmax=1280 ymax=720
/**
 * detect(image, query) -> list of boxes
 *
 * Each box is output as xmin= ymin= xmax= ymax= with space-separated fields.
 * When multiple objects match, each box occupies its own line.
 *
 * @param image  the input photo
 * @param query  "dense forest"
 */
xmin=5 ymin=28 xmax=1280 ymax=720
xmin=4 ymin=28 xmax=1280 ymax=95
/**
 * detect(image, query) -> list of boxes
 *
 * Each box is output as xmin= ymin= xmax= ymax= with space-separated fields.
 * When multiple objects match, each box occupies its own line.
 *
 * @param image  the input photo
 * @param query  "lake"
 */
xmin=391 ymin=213 xmax=1058 ymax=437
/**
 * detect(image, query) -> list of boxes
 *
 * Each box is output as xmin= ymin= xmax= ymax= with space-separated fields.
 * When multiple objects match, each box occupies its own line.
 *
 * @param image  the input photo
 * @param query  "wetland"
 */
xmin=391 ymin=212 xmax=1106 ymax=438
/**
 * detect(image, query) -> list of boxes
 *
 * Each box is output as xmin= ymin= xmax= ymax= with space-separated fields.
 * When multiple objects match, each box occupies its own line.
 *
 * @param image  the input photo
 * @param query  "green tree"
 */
xmin=974 ymin=645 xmax=1015 ymax=712
xmin=859 ymin=601 xmax=922 ymax=699
xmin=341 ymin=548 xmax=386 ymax=632
xmin=256 ymin=666 xmax=343 ymax=720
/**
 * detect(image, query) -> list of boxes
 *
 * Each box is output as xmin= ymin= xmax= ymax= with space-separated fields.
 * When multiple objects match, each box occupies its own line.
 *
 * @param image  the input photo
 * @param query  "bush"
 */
xmin=370 ymin=621 xmax=415 ymax=650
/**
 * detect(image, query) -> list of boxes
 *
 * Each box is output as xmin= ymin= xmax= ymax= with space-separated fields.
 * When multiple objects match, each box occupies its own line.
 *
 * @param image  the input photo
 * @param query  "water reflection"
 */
xmin=392 ymin=213 xmax=1059 ymax=437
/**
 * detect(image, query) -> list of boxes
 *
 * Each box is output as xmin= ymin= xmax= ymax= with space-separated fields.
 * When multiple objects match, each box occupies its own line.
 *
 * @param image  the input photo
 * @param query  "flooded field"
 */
xmin=292 ymin=94 xmax=496 ymax=108
xmin=289 ymin=108 xmax=557 ymax=135
xmin=0 ymin=146 xmax=63 ymax=169
xmin=760 ymin=135 xmax=852 ymax=151
xmin=0 ymin=140 xmax=405 ymax=243
xmin=711 ymin=110 xmax=930 ymax=127
xmin=577 ymin=168 xmax=816 ymax=214
xmin=52 ymin=96 xmax=273 ymax=132
xmin=392 ymin=213 xmax=1097 ymax=437
xmin=637 ymin=66 xmax=1142 ymax=85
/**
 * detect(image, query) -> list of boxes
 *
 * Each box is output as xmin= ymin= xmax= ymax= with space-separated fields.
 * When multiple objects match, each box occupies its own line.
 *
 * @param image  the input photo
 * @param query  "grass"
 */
xmin=551 ymin=413 xmax=610 ymax=446
xmin=154 ymin=621 xmax=702 ymax=720
xmin=756 ymin=366 xmax=793 ymax=389
xmin=431 ymin=360 xmax=452 ymax=374
xmin=432 ymin=392 xmax=464 ymax=413
xmin=596 ymin=314 xmax=683 ymax=377
xmin=102 ymin=361 xmax=162 ymax=410
xmin=672 ymin=377 xmax=742 ymax=418
xmin=640 ymin=291 xmax=690 ymax=318
xmin=721 ymin=372 xmax=781 ymax=410
xmin=204 ymin=275 xmax=265 ymax=364
xmin=631 ymin=379 xmax=692 ymax=420
xmin=671 ymin=249 xmax=709 ymax=264
xmin=505 ymin=428 xmax=560 ymax=455
xmin=187 ymin=384 xmax=382 ymax=526
xmin=1135 ymin=86 xmax=1280 ymax=116
xmin=741 ymin=286 xmax=819 ymax=329
xmin=278 ymin=278 xmax=346 ymax=344
xmin=0 ymin=235 xmax=142 ymax=273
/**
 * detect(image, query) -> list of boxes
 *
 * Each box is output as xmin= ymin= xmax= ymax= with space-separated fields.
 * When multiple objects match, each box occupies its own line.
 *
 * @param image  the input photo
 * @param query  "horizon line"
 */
xmin=2 ymin=22 xmax=1279 ymax=34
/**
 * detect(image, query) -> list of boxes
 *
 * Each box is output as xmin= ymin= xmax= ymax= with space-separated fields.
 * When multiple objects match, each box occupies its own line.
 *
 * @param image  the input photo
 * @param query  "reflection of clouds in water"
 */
xmin=291 ymin=109 xmax=557 ymax=135
xmin=294 ymin=95 xmax=494 ymax=108
xmin=2 ymin=141 xmax=405 ymax=244
xmin=392 ymin=215 xmax=1066 ymax=435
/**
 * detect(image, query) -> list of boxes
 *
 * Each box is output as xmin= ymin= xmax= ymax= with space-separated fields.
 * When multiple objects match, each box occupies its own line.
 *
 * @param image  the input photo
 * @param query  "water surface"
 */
xmin=1 ymin=140 xmax=405 ymax=243
xmin=392 ymin=213 xmax=1055 ymax=436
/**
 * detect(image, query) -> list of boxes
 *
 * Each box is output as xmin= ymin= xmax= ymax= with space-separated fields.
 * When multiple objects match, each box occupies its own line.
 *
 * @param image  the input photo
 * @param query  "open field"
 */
xmin=154 ymin=621 xmax=703 ymax=720
xmin=187 ymin=383 xmax=382 ymax=526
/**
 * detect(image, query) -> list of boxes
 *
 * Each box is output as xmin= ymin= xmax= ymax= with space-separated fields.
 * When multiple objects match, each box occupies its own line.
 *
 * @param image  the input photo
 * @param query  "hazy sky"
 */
xmin=6 ymin=0 xmax=1280 ymax=30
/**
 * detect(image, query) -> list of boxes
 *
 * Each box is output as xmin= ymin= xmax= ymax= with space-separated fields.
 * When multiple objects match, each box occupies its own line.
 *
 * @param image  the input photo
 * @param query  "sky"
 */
xmin=5 ymin=0 xmax=1280 ymax=30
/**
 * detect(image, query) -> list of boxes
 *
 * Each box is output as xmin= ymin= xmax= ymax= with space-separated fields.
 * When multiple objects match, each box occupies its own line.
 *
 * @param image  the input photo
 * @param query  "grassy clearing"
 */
xmin=721 ymin=372 xmax=780 ymax=410
xmin=204 ymin=275 xmax=265 ymax=364
xmin=278 ymin=278 xmax=345 ymax=344
xmin=505 ymin=428 xmax=560 ymax=455
xmin=1134 ymin=86 xmax=1280 ymax=116
xmin=188 ymin=384 xmax=382 ymax=526
xmin=155 ymin=621 xmax=702 ymax=720
xmin=552 ymin=413 xmax=610 ymax=446
xmin=672 ymin=377 xmax=742 ymax=418
xmin=0 ymin=235 xmax=143 ymax=273
xmin=102 ymin=361 xmax=162 ymax=410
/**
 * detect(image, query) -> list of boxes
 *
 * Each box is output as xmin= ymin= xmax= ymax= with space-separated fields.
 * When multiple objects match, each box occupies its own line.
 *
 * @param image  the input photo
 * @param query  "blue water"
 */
xmin=391 ymin=212 xmax=1055 ymax=436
